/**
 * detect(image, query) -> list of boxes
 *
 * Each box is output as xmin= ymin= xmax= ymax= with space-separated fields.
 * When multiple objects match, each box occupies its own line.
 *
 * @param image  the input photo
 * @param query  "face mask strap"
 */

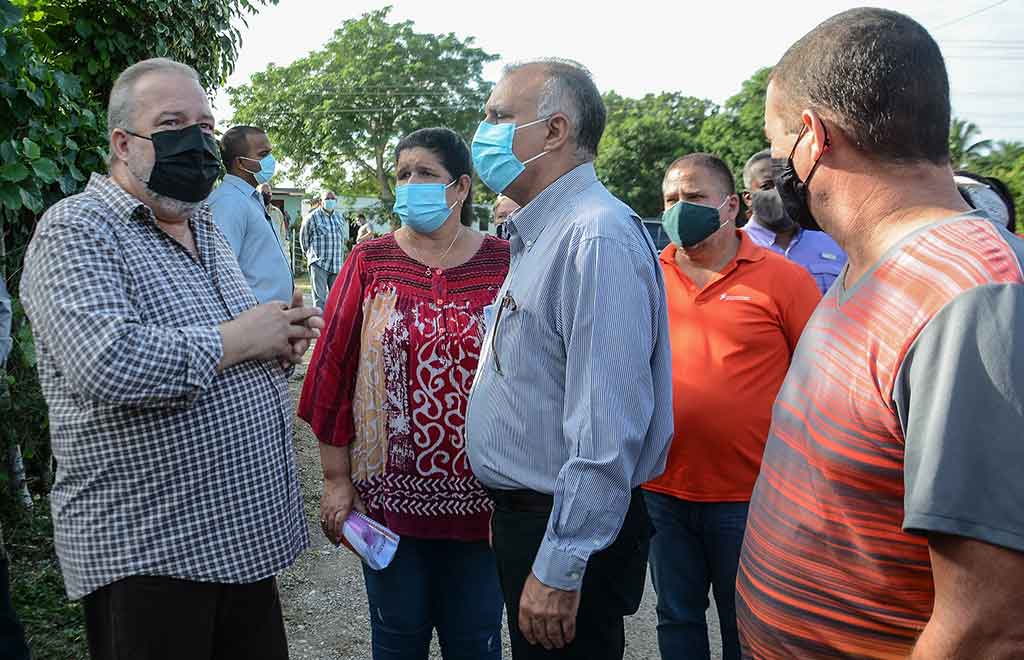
xmin=788 ymin=121 xmax=831 ymax=187
xmin=515 ymin=115 xmax=552 ymax=132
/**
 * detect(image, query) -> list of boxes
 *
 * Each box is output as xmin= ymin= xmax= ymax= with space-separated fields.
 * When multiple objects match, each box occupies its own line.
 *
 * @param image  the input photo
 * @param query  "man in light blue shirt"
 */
xmin=741 ymin=149 xmax=846 ymax=293
xmin=208 ymin=125 xmax=293 ymax=303
xmin=465 ymin=59 xmax=673 ymax=659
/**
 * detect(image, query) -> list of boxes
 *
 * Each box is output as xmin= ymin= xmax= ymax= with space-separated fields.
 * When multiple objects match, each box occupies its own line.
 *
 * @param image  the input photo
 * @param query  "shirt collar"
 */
xmin=222 ymin=173 xmax=259 ymax=198
xmin=746 ymin=216 xmax=803 ymax=247
xmin=86 ymin=172 xmax=214 ymax=229
xmin=86 ymin=173 xmax=155 ymax=224
xmin=505 ymin=162 xmax=598 ymax=245
xmin=659 ymin=230 xmax=765 ymax=267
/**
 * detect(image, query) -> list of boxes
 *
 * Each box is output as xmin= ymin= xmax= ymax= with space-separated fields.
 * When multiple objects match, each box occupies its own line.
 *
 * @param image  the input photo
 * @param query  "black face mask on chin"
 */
xmin=127 ymin=124 xmax=222 ymax=203
xmin=770 ymin=122 xmax=830 ymax=232
xmin=750 ymin=189 xmax=797 ymax=234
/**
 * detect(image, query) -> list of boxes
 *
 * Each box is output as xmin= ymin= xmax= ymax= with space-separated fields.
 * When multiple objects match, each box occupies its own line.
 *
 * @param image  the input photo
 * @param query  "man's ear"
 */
xmin=109 ymin=129 xmax=133 ymax=163
xmin=543 ymin=113 xmax=572 ymax=153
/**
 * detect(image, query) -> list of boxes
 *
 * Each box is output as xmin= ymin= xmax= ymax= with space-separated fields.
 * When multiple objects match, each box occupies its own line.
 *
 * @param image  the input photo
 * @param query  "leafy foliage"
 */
xmin=697 ymin=67 xmax=772 ymax=181
xmin=229 ymin=6 xmax=496 ymax=207
xmin=949 ymin=117 xmax=992 ymax=170
xmin=0 ymin=0 xmax=274 ymax=499
xmin=595 ymin=92 xmax=714 ymax=218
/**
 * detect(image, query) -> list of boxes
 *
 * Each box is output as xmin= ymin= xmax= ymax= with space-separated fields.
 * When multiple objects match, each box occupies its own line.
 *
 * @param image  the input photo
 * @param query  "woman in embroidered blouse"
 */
xmin=298 ymin=128 xmax=509 ymax=660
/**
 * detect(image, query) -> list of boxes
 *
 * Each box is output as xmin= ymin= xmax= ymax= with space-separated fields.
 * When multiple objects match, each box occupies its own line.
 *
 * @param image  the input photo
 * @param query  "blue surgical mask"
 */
xmin=471 ymin=117 xmax=550 ymax=194
xmin=323 ymin=198 xmax=338 ymax=211
xmin=393 ymin=180 xmax=459 ymax=234
xmin=239 ymin=154 xmax=276 ymax=185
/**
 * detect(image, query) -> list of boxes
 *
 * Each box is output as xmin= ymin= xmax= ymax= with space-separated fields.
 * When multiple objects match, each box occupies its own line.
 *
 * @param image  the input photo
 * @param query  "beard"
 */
xmin=750 ymin=189 xmax=797 ymax=234
xmin=126 ymin=151 xmax=202 ymax=219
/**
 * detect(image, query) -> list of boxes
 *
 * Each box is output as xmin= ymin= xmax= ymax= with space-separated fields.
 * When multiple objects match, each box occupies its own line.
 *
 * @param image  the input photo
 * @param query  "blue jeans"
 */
xmin=308 ymin=264 xmax=337 ymax=310
xmin=644 ymin=492 xmax=749 ymax=660
xmin=362 ymin=538 xmax=503 ymax=660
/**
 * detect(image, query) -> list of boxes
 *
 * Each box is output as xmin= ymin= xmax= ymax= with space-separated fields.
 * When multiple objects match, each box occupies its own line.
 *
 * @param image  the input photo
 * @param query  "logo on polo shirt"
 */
xmin=720 ymin=293 xmax=752 ymax=302
xmin=821 ymin=252 xmax=839 ymax=260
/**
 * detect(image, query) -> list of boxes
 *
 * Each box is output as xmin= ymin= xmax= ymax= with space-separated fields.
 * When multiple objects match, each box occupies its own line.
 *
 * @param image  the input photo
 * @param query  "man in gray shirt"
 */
xmin=466 ymin=59 xmax=674 ymax=659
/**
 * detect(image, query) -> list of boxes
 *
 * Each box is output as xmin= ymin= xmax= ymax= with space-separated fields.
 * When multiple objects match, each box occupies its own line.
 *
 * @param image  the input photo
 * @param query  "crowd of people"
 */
xmin=2 ymin=6 xmax=1023 ymax=660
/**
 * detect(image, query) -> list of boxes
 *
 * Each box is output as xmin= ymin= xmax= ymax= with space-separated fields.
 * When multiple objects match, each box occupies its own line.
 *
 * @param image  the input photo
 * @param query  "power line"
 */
xmin=933 ymin=0 xmax=1013 ymax=31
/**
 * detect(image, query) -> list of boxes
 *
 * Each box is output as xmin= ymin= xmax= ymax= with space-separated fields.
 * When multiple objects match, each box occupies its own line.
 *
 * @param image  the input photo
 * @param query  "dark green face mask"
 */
xmin=662 ymin=198 xmax=729 ymax=247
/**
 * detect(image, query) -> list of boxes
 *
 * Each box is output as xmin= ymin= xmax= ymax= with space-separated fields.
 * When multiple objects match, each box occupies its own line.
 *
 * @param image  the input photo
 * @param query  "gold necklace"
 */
xmin=405 ymin=225 xmax=464 ymax=274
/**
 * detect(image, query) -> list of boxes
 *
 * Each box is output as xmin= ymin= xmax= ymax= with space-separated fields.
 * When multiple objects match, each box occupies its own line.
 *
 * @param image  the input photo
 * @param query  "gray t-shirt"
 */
xmin=897 ymin=278 xmax=1024 ymax=551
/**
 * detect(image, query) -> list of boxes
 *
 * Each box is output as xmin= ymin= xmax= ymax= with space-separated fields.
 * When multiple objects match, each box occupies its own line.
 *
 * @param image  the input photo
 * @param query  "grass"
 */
xmin=1 ymin=497 xmax=86 ymax=660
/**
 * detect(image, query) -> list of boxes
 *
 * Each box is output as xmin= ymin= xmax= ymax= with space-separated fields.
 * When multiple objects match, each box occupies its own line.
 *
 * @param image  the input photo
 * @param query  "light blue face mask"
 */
xmin=323 ymin=198 xmax=338 ymax=211
xmin=471 ymin=117 xmax=550 ymax=194
xmin=392 ymin=179 xmax=459 ymax=234
xmin=240 ymin=154 xmax=276 ymax=185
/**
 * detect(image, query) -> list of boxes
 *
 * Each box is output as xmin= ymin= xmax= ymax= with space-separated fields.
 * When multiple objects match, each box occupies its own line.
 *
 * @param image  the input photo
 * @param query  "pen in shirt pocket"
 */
xmin=490 ymin=292 xmax=517 ymax=375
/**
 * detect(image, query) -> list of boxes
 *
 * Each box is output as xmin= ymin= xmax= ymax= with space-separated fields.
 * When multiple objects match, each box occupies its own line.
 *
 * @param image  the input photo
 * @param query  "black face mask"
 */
xmin=771 ymin=122 xmax=830 ymax=232
xmin=750 ymin=188 xmax=797 ymax=234
xmin=127 ymin=124 xmax=222 ymax=203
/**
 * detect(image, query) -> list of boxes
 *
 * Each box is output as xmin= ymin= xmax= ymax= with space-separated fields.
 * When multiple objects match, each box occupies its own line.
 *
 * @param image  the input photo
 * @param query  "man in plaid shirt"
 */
xmin=21 ymin=58 xmax=322 ymax=660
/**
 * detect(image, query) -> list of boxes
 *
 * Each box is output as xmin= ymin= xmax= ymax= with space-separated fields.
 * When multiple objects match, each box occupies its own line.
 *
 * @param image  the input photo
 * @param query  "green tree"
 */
xmin=966 ymin=140 xmax=1024 ymax=229
xmin=949 ymin=117 xmax=993 ymax=169
xmin=1 ymin=0 xmax=276 ymax=652
xmin=14 ymin=0 xmax=276 ymax=107
xmin=595 ymin=91 xmax=714 ymax=217
xmin=697 ymin=67 xmax=772 ymax=181
xmin=228 ymin=6 xmax=497 ymax=208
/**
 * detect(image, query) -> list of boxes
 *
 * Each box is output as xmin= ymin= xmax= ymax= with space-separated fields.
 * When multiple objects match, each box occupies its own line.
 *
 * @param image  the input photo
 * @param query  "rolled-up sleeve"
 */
xmin=532 ymin=235 xmax=660 ymax=591
xmin=22 ymin=218 xmax=223 ymax=408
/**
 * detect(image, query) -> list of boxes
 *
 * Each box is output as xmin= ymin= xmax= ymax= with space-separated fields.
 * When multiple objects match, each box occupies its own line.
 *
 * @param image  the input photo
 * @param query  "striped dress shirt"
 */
xmin=466 ymin=163 xmax=674 ymax=591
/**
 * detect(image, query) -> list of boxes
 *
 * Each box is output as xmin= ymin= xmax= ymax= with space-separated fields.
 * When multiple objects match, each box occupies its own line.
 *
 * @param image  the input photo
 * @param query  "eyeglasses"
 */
xmin=490 ymin=291 xmax=517 ymax=375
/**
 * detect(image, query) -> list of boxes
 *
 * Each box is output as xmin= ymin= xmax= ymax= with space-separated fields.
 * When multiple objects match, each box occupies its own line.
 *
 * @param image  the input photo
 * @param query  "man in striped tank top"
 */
xmin=737 ymin=8 xmax=1024 ymax=659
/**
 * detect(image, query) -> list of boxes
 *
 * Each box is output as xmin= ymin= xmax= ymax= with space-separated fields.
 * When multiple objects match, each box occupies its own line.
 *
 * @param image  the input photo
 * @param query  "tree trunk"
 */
xmin=1 ymin=221 xmax=31 ymax=509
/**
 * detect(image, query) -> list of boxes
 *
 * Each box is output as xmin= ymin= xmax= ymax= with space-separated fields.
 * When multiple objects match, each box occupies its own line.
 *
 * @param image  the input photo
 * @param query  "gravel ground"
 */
xmin=280 ymin=343 xmax=723 ymax=660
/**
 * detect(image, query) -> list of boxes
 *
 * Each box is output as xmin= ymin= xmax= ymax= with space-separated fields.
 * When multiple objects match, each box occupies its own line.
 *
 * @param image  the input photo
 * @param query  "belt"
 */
xmin=487 ymin=487 xmax=643 ymax=514
xmin=486 ymin=488 xmax=554 ymax=513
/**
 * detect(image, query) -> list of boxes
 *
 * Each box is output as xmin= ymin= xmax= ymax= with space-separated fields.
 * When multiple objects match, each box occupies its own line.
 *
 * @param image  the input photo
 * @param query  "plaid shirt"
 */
xmin=299 ymin=208 xmax=349 ymax=273
xmin=21 ymin=174 xmax=308 ymax=599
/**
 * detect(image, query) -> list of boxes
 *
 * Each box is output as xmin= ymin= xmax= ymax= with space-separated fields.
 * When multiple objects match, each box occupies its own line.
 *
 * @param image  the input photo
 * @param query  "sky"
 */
xmin=212 ymin=0 xmax=1024 ymax=147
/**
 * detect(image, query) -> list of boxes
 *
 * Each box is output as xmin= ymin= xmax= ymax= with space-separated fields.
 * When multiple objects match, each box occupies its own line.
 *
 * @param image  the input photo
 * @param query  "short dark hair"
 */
xmin=772 ymin=8 xmax=949 ymax=165
xmin=666 ymin=153 xmax=735 ymax=197
xmin=742 ymin=149 xmax=771 ymax=190
xmin=395 ymin=127 xmax=475 ymax=226
xmin=220 ymin=125 xmax=265 ymax=171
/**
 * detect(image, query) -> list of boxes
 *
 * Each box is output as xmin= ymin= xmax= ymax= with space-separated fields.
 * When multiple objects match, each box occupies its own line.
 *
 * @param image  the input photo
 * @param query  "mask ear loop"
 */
xmin=445 ymin=177 xmax=467 ymax=211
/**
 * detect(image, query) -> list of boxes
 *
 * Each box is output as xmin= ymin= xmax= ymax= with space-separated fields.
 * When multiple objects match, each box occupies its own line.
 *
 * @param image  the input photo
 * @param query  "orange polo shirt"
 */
xmin=644 ymin=232 xmax=821 ymax=502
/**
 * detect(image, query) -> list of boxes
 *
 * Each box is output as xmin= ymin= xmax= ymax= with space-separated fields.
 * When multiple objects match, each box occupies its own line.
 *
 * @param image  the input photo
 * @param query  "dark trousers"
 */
xmin=490 ymin=489 xmax=650 ymax=660
xmin=362 ymin=538 xmax=504 ymax=660
xmin=0 ymin=555 xmax=31 ymax=660
xmin=83 ymin=575 xmax=288 ymax=660
xmin=644 ymin=491 xmax=749 ymax=660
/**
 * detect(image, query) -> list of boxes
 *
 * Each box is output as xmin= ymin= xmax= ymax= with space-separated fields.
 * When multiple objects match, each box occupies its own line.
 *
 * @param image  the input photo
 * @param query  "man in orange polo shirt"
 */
xmin=643 ymin=153 xmax=820 ymax=660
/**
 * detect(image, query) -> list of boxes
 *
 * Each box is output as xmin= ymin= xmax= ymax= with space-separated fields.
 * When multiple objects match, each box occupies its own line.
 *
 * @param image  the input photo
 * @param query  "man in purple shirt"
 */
xmin=741 ymin=149 xmax=845 ymax=293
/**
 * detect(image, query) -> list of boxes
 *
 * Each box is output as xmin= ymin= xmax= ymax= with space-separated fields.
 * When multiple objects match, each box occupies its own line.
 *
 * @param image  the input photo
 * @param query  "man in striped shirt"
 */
xmin=737 ymin=9 xmax=1024 ymax=658
xmin=466 ymin=59 xmax=673 ymax=659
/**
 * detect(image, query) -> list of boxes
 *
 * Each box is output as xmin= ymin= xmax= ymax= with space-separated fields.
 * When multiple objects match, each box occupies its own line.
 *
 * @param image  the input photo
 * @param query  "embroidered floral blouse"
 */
xmin=298 ymin=233 xmax=509 ymax=541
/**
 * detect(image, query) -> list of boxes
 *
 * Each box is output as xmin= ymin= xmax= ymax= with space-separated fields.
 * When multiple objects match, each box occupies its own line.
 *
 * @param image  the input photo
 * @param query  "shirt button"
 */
xmin=436 ymin=298 xmax=443 ymax=305
xmin=435 ymin=268 xmax=443 ymax=275
xmin=568 ymin=571 xmax=581 ymax=580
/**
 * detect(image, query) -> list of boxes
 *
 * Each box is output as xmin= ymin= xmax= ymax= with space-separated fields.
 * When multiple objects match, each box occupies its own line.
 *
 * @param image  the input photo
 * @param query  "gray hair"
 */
xmin=502 ymin=58 xmax=606 ymax=163
xmin=107 ymin=58 xmax=200 ymax=164
xmin=742 ymin=149 xmax=772 ymax=190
